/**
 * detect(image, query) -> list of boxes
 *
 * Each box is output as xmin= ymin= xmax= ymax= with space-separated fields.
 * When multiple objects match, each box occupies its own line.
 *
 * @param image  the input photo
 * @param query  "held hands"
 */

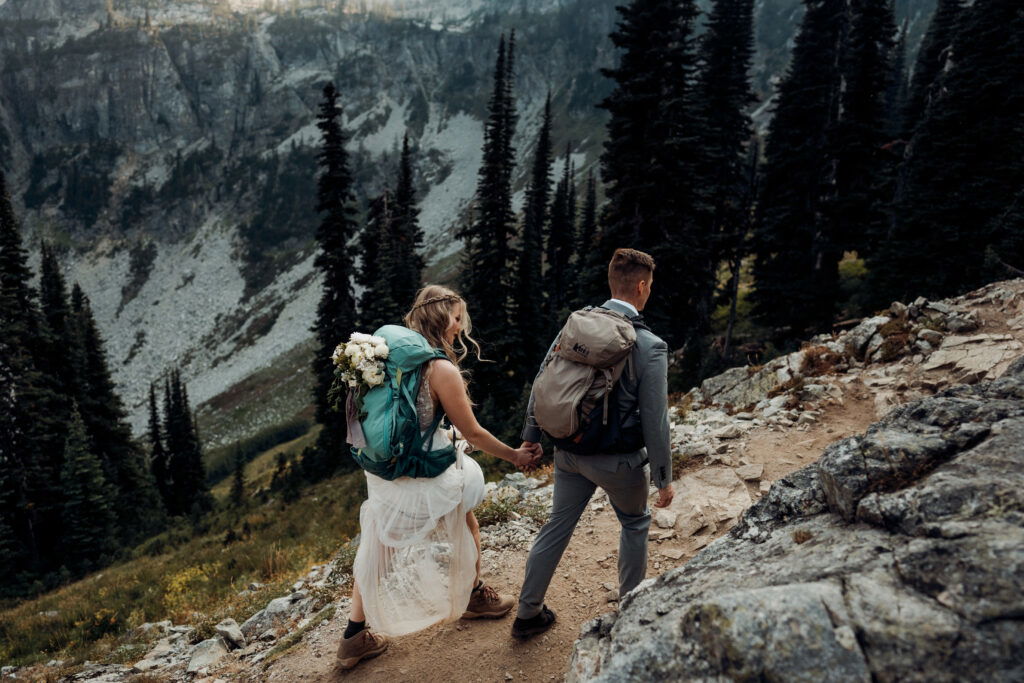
xmin=514 ymin=441 xmax=544 ymax=471
xmin=654 ymin=483 xmax=675 ymax=508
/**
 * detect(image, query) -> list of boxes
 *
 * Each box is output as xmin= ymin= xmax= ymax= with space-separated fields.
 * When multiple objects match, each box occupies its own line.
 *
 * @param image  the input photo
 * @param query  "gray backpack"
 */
xmin=533 ymin=307 xmax=638 ymax=442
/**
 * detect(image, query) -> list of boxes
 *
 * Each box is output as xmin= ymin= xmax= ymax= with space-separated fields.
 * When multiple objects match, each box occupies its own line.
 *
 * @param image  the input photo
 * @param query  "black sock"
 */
xmin=344 ymin=619 xmax=366 ymax=639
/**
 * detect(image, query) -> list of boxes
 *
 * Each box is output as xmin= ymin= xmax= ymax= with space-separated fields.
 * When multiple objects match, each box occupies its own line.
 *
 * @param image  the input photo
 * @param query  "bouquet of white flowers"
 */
xmin=329 ymin=332 xmax=390 ymax=448
xmin=332 ymin=333 xmax=389 ymax=388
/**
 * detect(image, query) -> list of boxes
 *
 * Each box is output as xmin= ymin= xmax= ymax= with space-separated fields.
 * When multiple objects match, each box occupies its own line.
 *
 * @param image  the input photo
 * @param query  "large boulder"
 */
xmin=215 ymin=617 xmax=246 ymax=650
xmin=568 ymin=358 xmax=1024 ymax=682
xmin=186 ymin=637 xmax=228 ymax=673
xmin=698 ymin=353 xmax=802 ymax=409
xmin=843 ymin=315 xmax=890 ymax=360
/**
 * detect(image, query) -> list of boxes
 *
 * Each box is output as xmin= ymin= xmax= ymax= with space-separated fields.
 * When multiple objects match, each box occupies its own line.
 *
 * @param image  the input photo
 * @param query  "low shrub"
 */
xmin=800 ymin=345 xmax=843 ymax=377
xmin=475 ymin=489 xmax=549 ymax=527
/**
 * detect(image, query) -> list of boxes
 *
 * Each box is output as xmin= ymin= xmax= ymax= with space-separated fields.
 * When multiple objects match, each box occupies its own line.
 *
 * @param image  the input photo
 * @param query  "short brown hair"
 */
xmin=608 ymin=248 xmax=655 ymax=295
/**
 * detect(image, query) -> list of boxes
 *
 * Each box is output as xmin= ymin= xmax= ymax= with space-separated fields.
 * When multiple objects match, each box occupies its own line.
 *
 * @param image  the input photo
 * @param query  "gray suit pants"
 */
xmin=517 ymin=449 xmax=652 ymax=619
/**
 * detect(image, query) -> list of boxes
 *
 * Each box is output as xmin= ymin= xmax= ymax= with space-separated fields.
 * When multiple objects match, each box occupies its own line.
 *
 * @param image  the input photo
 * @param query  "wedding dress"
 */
xmin=353 ymin=364 xmax=486 ymax=636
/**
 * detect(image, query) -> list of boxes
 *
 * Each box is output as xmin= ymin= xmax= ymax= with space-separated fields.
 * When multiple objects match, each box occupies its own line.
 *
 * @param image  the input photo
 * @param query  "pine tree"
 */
xmin=148 ymin=382 xmax=171 ymax=512
xmin=357 ymin=134 xmax=425 ymax=332
xmin=30 ymin=244 xmax=82 ymax=565
xmin=230 ymin=447 xmax=246 ymax=508
xmin=752 ymin=0 xmax=847 ymax=337
xmin=0 ymin=170 xmax=34 ymax=321
xmin=60 ymin=406 xmax=117 ymax=574
xmin=723 ymin=145 xmax=760 ymax=362
xmin=572 ymin=171 xmax=605 ymax=309
xmin=164 ymin=370 xmax=188 ymax=515
xmin=164 ymin=371 xmax=211 ymax=516
xmin=0 ymin=168 xmax=55 ymax=571
xmin=37 ymin=244 xmax=80 ymax=434
xmin=599 ymin=0 xmax=711 ymax=352
xmin=546 ymin=145 xmax=577 ymax=323
xmin=390 ymin=133 xmax=425 ymax=312
xmin=357 ymin=190 xmax=401 ymax=332
xmin=873 ymin=0 xmax=1024 ymax=301
xmin=696 ymin=0 xmax=756 ymax=363
xmin=884 ymin=20 xmax=909 ymax=137
xmin=71 ymin=288 xmax=165 ymax=543
xmin=37 ymin=243 xmax=78 ymax=397
xmin=828 ymin=0 xmax=897 ymax=260
xmin=0 ymin=339 xmax=25 ymax=590
xmin=457 ymin=33 xmax=520 ymax=414
xmin=512 ymin=93 xmax=553 ymax=371
xmin=902 ymin=0 xmax=963 ymax=137
xmin=0 ymin=171 xmax=26 ymax=584
xmin=696 ymin=0 xmax=756 ymax=235
xmin=311 ymin=82 xmax=359 ymax=467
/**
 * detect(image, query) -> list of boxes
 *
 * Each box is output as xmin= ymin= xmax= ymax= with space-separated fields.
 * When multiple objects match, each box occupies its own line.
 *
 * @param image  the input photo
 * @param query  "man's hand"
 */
xmin=519 ymin=441 xmax=543 ymax=470
xmin=521 ymin=441 xmax=542 ymax=457
xmin=654 ymin=484 xmax=674 ymax=508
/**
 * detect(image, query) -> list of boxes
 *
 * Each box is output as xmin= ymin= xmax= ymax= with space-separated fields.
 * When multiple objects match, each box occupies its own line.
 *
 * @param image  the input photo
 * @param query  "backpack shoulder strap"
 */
xmin=628 ymin=313 xmax=651 ymax=333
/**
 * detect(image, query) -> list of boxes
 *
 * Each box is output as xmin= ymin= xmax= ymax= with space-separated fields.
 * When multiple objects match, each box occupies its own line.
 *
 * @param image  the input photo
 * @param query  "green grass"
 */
xmin=0 ymin=460 xmax=364 ymax=667
xmin=195 ymin=338 xmax=317 ymax=452
xmin=209 ymin=424 xmax=322 ymax=500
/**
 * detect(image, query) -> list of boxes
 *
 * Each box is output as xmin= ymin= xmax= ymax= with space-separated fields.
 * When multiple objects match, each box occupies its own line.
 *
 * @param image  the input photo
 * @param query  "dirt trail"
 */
xmin=245 ymin=386 xmax=879 ymax=683
xmin=223 ymin=279 xmax=1024 ymax=683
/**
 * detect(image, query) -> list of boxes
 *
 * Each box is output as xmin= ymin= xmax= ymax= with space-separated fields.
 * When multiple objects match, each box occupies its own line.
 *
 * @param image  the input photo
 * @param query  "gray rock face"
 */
xmin=569 ymin=360 xmax=1024 ymax=682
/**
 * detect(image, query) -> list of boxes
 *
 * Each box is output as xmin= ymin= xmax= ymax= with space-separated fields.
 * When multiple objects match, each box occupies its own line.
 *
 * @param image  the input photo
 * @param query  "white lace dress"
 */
xmin=353 ymin=363 xmax=486 ymax=636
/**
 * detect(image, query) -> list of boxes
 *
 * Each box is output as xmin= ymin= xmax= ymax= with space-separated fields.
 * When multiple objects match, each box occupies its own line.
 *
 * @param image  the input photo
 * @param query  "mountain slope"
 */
xmin=0 ymin=0 xmax=936 ymax=445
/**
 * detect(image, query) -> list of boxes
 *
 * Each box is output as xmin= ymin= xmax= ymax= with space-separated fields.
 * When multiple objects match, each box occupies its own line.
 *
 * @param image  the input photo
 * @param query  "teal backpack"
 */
xmin=349 ymin=325 xmax=457 ymax=480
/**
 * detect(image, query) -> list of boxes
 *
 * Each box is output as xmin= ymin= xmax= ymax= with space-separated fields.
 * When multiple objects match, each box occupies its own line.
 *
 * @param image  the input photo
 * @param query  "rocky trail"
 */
xmin=18 ymin=279 xmax=1023 ymax=683
xmin=250 ymin=388 xmax=880 ymax=683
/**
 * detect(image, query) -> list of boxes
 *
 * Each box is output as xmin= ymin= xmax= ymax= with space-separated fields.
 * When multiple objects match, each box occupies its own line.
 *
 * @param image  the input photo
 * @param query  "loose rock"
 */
xmin=187 ymin=638 xmax=228 ymax=674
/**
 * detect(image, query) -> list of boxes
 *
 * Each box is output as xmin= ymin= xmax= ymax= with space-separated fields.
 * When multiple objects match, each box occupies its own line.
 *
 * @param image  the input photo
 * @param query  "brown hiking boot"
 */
xmin=336 ymin=627 xmax=389 ymax=670
xmin=461 ymin=582 xmax=515 ymax=619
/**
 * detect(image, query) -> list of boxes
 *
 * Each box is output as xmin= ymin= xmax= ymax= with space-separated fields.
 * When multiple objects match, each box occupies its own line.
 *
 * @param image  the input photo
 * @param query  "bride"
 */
xmin=337 ymin=284 xmax=541 ymax=670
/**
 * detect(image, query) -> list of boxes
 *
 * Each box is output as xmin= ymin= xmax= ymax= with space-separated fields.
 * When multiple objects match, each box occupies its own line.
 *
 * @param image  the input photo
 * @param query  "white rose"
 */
xmin=369 ymin=335 xmax=386 ymax=345
xmin=351 ymin=332 xmax=372 ymax=343
xmin=350 ymin=348 xmax=364 ymax=365
xmin=362 ymin=368 xmax=383 ymax=385
xmin=373 ymin=343 xmax=389 ymax=358
xmin=347 ymin=378 xmax=359 ymax=388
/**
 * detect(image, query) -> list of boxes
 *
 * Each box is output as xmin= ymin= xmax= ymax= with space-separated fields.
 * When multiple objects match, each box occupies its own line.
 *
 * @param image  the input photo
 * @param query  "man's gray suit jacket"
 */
xmin=521 ymin=299 xmax=672 ymax=489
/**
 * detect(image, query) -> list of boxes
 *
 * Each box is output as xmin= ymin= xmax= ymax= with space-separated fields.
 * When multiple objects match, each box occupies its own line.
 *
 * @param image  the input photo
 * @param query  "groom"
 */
xmin=512 ymin=247 xmax=674 ymax=638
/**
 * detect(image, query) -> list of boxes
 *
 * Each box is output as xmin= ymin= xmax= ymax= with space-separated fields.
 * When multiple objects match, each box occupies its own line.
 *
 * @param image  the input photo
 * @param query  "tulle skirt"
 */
xmin=354 ymin=444 xmax=485 ymax=636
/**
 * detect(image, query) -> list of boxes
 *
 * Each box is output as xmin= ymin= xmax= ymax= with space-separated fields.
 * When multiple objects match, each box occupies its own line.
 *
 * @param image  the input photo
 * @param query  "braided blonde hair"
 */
xmin=404 ymin=284 xmax=483 ymax=366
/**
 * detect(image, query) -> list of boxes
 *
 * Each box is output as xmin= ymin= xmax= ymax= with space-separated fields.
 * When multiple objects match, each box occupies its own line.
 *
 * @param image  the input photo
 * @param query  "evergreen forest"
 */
xmin=1 ymin=0 xmax=1021 ymax=602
